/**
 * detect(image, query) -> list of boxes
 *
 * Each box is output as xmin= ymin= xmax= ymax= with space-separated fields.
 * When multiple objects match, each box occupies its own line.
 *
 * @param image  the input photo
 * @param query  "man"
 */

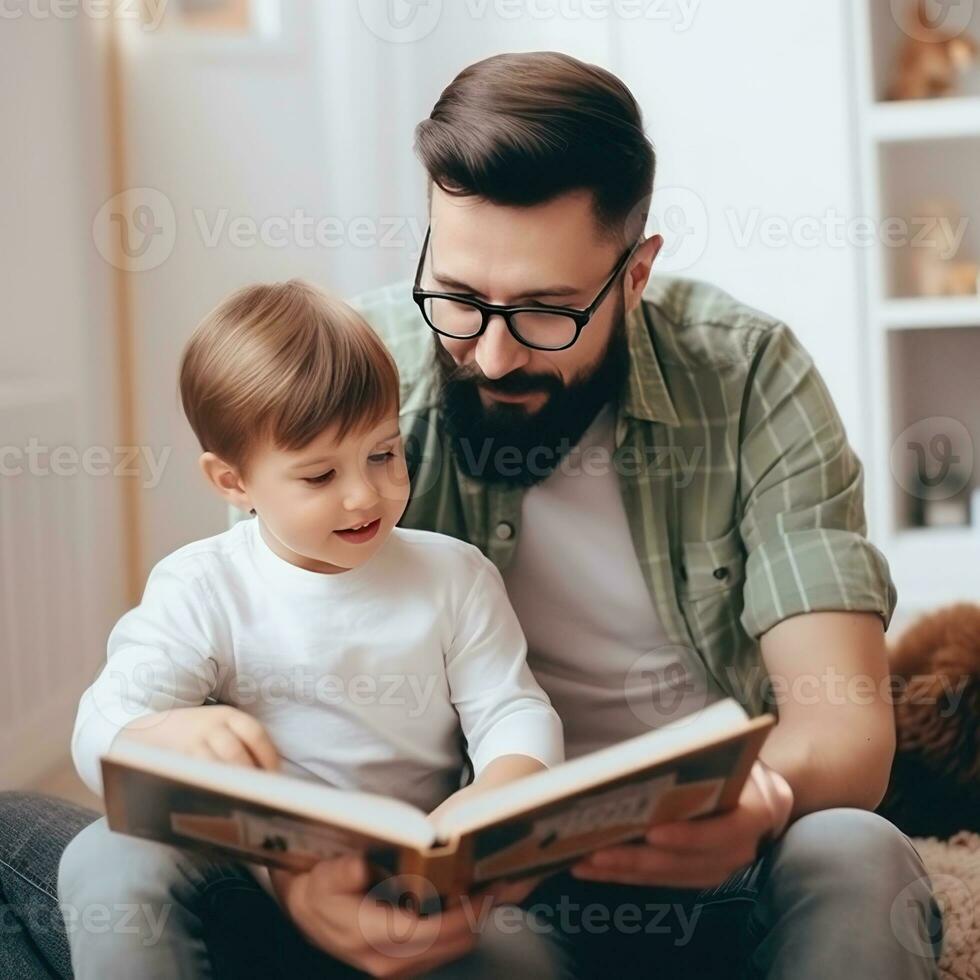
xmin=0 ymin=51 xmax=941 ymax=979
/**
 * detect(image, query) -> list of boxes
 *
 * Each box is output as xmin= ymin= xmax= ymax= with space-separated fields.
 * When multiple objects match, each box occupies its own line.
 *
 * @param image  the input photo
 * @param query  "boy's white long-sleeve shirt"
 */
xmin=72 ymin=518 xmax=563 ymax=810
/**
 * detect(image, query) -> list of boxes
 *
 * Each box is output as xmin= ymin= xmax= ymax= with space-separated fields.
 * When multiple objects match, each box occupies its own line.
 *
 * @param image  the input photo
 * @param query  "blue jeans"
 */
xmin=0 ymin=793 xmax=98 ymax=979
xmin=3 ymin=791 xmax=943 ymax=979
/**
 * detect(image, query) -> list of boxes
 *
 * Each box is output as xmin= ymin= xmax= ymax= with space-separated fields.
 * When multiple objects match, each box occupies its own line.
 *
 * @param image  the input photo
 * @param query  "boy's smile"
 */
xmin=207 ymin=415 xmax=410 ymax=576
xmin=334 ymin=518 xmax=382 ymax=544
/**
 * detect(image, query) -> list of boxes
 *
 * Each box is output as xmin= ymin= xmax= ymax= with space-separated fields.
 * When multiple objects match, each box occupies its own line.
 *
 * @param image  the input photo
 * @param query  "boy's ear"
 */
xmin=198 ymin=452 xmax=252 ymax=513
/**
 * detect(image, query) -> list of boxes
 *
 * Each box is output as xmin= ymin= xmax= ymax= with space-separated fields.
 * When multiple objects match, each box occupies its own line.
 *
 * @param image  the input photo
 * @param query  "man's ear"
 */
xmin=624 ymin=233 xmax=663 ymax=314
xmin=198 ymin=452 xmax=253 ymax=513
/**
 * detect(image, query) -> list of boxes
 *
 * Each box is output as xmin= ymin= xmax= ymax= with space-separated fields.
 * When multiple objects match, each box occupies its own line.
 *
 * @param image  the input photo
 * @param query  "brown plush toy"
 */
xmin=876 ymin=603 xmax=980 ymax=837
xmin=887 ymin=0 xmax=978 ymax=101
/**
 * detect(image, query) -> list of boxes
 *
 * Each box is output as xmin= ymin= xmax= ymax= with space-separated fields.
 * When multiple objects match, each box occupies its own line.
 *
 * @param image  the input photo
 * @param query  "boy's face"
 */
xmin=237 ymin=415 xmax=410 ymax=574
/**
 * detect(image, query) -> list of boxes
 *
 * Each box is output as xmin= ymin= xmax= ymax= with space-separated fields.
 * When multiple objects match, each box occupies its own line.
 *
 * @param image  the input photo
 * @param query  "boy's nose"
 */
xmin=343 ymin=475 xmax=379 ymax=512
xmin=474 ymin=315 xmax=531 ymax=381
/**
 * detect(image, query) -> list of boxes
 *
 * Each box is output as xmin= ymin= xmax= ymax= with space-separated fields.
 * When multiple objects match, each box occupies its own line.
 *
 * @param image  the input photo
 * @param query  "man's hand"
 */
xmin=270 ymin=858 xmax=534 ymax=978
xmin=570 ymin=761 xmax=793 ymax=889
xmin=115 ymin=705 xmax=279 ymax=771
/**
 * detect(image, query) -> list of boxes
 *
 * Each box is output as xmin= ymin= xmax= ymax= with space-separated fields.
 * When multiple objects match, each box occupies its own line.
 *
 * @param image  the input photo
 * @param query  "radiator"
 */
xmin=0 ymin=383 xmax=87 ymax=786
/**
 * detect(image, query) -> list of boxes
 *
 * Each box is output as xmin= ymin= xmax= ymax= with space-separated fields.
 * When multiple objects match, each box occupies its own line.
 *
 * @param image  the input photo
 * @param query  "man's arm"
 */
xmin=570 ymin=322 xmax=897 ymax=889
xmin=758 ymin=610 xmax=896 ymax=818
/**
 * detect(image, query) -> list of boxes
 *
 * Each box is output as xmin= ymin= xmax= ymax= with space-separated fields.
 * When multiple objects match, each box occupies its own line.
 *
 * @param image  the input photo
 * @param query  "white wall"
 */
xmin=114 ymin=0 xmax=870 ymax=576
xmin=1 ymin=14 xmax=125 ymax=784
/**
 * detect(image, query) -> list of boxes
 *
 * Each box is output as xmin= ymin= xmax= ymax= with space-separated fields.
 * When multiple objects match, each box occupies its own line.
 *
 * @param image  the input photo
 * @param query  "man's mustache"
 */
xmin=444 ymin=366 xmax=560 ymax=397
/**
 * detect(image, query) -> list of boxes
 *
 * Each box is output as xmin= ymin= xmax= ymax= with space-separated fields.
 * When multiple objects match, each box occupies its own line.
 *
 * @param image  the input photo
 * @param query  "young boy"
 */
xmin=58 ymin=280 xmax=563 ymax=977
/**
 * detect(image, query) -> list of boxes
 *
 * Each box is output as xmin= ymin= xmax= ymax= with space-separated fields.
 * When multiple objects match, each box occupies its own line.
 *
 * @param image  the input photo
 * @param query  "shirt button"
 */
xmin=713 ymin=566 xmax=729 ymax=581
xmin=494 ymin=521 xmax=514 ymax=541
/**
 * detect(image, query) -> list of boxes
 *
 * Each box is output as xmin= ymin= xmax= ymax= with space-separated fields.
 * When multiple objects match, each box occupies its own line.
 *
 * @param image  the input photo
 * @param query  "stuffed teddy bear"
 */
xmin=887 ymin=0 xmax=978 ymax=101
xmin=876 ymin=603 xmax=980 ymax=838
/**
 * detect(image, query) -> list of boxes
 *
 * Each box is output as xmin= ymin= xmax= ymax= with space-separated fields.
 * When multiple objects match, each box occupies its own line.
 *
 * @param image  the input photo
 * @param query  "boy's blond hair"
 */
xmin=179 ymin=280 xmax=400 ymax=471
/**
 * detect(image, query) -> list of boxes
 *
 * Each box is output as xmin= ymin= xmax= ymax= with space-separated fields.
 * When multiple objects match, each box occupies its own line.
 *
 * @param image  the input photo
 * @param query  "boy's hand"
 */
xmin=115 ymin=705 xmax=279 ymax=771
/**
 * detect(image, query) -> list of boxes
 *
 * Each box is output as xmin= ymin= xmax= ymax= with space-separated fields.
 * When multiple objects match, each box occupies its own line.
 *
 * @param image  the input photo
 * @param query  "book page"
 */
xmin=467 ymin=763 xmax=731 ymax=882
xmin=103 ymin=740 xmax=437 ymax=852
xmin=436 ymin=698 xmax=750 ymax=839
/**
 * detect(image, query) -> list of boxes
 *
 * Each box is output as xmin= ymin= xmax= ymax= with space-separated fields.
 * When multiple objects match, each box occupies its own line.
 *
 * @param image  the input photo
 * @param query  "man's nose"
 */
xmin=474 ymin=315 xmax=531 ymax=381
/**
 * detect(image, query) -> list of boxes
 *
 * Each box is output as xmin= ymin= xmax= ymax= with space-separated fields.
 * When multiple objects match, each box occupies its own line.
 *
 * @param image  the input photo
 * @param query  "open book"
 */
xmin=102 ymin=698 xmax=774 ymax=901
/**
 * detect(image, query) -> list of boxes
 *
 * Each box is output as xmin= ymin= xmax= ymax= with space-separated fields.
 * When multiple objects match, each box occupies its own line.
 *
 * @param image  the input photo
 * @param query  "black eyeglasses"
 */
xmin=412 ymin=226 xmax=639 ymax=352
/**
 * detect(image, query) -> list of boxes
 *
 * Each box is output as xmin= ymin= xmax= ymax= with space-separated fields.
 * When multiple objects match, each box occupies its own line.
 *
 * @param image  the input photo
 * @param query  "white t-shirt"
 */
xmin=72 ymin=519 xmax=563 ymax=811
xmin=503 ymin=404 xmax=723 ymax=759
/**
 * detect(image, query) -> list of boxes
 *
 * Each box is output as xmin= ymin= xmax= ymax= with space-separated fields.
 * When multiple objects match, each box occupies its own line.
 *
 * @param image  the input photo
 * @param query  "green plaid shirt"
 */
xmin=352 ymin=276 xmax=897 ymax=717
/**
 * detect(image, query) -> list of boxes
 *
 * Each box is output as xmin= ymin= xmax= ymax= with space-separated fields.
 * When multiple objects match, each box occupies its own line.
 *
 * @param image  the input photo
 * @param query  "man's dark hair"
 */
xmin=415 ymin=51 xmax=656 ymax=242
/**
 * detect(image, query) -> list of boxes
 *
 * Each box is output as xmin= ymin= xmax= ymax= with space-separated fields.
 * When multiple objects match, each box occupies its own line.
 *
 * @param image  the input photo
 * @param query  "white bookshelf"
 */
xmin=869 ymin=95 xmax=980 ymax=141
xmin=852 ymin=1 xmax=980 ymax=615
xmin=880 ymin=296 xmax=980 ymax=330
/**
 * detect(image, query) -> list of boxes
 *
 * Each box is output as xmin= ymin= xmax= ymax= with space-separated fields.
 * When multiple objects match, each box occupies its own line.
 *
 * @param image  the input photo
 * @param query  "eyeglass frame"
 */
xmin=412 ymin=225 xmax=640 ymax=352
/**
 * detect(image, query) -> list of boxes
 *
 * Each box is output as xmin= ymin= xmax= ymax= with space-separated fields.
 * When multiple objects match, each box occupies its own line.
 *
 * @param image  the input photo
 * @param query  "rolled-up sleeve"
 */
xmin=737 ymin=324 xmax=897 ymax=639
xmin=446 ymin=562 xmax=564 ymax=776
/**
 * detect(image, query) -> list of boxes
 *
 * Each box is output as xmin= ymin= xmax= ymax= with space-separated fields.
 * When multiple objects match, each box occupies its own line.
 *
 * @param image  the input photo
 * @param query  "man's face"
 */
xmin=424 ymin=186 xmax=659 ymax=485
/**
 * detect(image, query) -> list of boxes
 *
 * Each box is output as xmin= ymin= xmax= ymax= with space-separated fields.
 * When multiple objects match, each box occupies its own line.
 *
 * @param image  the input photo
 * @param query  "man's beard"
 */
xmin=435 ymin=312 xmax=630 ymax=488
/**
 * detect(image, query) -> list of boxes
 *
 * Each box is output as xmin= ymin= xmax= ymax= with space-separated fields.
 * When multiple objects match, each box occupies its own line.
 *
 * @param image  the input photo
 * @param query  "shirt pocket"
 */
xmin=676 ymin=525 xmax=756 ymax=705
xmin=678 ymin=525 xmax=746 ymax=601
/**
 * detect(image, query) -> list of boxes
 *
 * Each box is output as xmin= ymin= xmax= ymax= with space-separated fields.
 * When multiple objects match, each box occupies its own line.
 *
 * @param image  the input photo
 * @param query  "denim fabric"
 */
xmin=0 ymin=793 xmax=99 ymax=980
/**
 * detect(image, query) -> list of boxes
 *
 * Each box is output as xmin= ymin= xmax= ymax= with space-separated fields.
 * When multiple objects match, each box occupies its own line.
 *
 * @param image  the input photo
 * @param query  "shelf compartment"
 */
xmin=885 ymin=326 xmax=980 ymax=534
